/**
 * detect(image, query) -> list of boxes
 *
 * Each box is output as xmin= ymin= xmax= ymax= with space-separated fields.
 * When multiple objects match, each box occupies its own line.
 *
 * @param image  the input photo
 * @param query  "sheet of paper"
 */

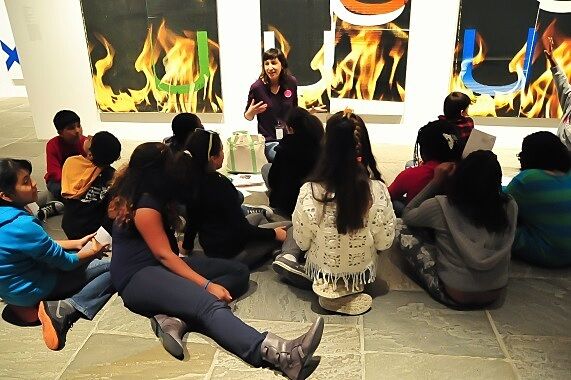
xmin=462 ymin=129 xmax=496 ymax=159
xmin=77 ymin=226 xmax=112 ymax=255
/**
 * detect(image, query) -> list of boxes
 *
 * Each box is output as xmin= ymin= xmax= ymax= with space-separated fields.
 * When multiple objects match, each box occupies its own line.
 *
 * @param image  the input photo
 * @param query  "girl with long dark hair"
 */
xmin=179 ymin=129 xmax=289 ymax=267
xmin=398 ymin=150 xmax=518 ymax=308
xmin=108 ymin=142 xmax=323 ymax=379
xmin=275 ymin=110 xmax=396 ymax=315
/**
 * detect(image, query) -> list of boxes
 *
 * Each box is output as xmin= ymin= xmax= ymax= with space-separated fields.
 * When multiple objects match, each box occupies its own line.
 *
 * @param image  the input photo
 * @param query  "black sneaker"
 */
xmin=37 ymin=300 xmax=78 ymax=350
xmin=242 ymin=204 xmax=274 ymax=218
xmin=272 ymin=254 xmax=312 ymax=290
xmin=37 ymin=201 xmax=64 ymax=222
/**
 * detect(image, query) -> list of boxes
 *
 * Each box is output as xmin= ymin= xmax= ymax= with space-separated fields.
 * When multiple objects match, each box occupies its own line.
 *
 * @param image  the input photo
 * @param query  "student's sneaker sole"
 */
xmin=37 ymin=302 xmax=62 ymax=350
xmin=150 ymin=316 xmax=184 ymax=360
xmin=272 ymin=260 xmax=312 ymax=290
xmin=318 ymin=293 xmax=372 ymax=316
xmin=312 ymin=280 xmax=364 ymax=300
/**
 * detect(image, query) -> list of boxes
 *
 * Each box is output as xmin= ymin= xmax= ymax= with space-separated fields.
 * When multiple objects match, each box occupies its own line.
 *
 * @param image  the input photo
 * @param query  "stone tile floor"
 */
xmin=0 ymin=98 xmax=570 ymax=379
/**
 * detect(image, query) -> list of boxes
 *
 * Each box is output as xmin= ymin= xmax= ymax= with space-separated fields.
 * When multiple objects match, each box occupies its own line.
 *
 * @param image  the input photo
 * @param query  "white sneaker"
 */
xmin=312 ymin=279 xmax=364 ymax=299
xmin=318 ymin=293 xmax=372 ymax=315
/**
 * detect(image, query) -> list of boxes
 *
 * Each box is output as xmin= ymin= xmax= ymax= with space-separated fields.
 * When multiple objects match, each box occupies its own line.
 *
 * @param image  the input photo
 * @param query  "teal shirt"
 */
xmin=0 ymin=205 xmax=80 ymax=306
xmin=505 ymin=169 xmax=571 ymax=266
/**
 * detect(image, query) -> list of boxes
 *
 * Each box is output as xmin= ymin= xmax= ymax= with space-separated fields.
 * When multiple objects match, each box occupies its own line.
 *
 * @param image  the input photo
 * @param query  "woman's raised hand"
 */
xmin=245 ymin=99 xmax=268 ymax=120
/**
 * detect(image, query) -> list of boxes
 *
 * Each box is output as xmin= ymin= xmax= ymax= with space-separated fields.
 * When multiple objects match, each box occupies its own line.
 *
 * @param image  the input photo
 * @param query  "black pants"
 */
xmin=120 ymin=256 xmax=264 ymax=366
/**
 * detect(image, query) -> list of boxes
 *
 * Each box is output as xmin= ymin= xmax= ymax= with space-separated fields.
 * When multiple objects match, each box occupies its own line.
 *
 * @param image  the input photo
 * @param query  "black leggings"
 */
xmin=119 ymin=256 xmax=264 ymax=366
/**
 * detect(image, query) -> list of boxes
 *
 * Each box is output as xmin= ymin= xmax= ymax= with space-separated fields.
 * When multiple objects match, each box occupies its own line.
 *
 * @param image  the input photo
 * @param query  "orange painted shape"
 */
xmin=339 ymin=0 xmax=406 ymax=15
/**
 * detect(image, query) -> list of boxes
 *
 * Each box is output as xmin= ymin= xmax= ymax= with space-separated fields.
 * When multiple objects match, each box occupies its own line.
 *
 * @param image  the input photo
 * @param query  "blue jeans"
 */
xmin=47 ymin=258 xmax=114 ymax=320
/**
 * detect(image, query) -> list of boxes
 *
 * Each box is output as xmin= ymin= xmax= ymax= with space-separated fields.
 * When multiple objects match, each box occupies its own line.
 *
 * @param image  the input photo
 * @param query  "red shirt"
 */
xmin=438 ymin=115 xmax=474 ymax=143
xmin=44 ymin=135 xmax=86 ymax=183
xmin=388 ymin=160 xmax=440 ymax=204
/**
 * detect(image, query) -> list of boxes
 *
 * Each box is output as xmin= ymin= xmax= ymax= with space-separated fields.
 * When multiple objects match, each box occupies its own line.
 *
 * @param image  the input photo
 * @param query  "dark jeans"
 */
xmin=46 ymin=180 xmax=63 ymax=201
xmin=233 ymin=214 xmax=291 ymax=268
xmin=119 ymin=256 xmax=265 ymax=367
xmin=47 ymin=258 xmax=114 ymax=320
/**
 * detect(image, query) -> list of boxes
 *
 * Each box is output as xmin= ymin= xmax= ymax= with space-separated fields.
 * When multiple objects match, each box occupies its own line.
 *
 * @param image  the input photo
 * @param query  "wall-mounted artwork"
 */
xmin=0 ymin=2 xmax=22 ymax=81
xmin=452 ymin=0 xmax=571 ymax=118
xmin=81 ymin=0 xmax=222 ymax=113
xmin=261 ymin=0 xmax=411 ymax=113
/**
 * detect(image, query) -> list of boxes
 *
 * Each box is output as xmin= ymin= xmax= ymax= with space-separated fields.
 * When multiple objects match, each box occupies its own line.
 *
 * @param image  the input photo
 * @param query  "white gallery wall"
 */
xmin=0 ymin=0 xmax=26 ymax=97
xmin=4 ymin=0 xmax=555 ymax=147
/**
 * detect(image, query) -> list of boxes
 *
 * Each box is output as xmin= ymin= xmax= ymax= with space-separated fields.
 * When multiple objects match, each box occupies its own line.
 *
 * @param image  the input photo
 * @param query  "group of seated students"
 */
xmin=0 ymin=90 xmax=570 ymax=379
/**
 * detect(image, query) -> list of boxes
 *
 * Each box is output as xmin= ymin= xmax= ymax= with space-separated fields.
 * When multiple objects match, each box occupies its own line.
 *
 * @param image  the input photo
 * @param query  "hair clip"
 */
xmin=183 ymin=150 xmax=193 ymax=158
xmin=342 ymin=107 xmax=354 ymax=119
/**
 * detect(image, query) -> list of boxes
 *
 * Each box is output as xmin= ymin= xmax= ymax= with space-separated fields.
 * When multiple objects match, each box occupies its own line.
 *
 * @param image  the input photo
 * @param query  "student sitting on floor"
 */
xmin=163 ymin=112 xmax=204 ymax=153
xmin=505 ymin=131 xmax=571 ymax=267
xmin=178 ymin=130 xmax=289 ymax=267
xmin=44 ymin=110 xmax=87 ymax=202
xmin=389 ymin=120 xmax=461 ymax=216
xmin=438 ymin=91 xmax=474 ymax=145
xmin=397 ymin=150 xmax=518 ymax=308
xmin=261 ymin=107 xmax=324 ymax=217
xmin=0 ymin=158 xmax=112 ymax=350
xmin=274 ymin=110 xmax=396 ymax=315
xmin=61 ymin=131 xmax=121 ymax=239
xmin=108 ymin=142 xmax=323 ymax=379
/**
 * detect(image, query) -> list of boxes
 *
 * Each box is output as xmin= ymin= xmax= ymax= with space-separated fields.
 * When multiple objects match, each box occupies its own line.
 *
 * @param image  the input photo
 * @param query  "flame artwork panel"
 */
xmin=452 ymin=0 xmax=571 ymax=118
xmin=261 ymin=0 xmax=411 ymax=111
xmin=81 ymin=0 xmax=222 ymax=113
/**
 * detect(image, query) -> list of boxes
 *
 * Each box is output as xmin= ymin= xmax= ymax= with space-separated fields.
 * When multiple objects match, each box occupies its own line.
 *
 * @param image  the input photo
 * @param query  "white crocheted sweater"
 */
xmin=292 ymin=181 xmax=396 ymax=289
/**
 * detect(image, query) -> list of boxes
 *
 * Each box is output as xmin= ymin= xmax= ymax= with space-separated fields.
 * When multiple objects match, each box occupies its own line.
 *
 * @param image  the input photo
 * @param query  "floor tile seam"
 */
xmin=361 ymin=349 xmax=517 ymax=361
xmin=485 ymin=310 xmax=512 ymax=360
xmin=484 ymin=310 xmax=522 ymax=379
xmin=498 ymin=333 xmax=571 ymax=341
xmin=53 ymin=311 xmax=103 ymax=380
xmin=358 ymin=315 xmax=366 ymax=380
xmin=204 ymin=349 xmax=221 ymax=380
xmin=240 ymin=318 xmax=357 ymax=328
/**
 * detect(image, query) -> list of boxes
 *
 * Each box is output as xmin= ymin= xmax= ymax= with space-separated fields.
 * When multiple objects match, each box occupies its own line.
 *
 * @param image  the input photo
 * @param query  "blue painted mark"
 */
xmin=460 ymin=28 xmax=537 ymax=96
xmin=0 ymin=39 xmax=20 ymax=71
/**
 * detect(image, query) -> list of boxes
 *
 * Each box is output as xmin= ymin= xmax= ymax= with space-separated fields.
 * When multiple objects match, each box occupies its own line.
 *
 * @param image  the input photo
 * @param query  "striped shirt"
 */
xmin=505 ymin=169 xmax=571 ymax=266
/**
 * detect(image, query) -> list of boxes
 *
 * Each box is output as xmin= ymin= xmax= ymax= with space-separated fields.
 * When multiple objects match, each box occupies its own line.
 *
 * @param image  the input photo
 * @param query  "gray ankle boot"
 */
xmin=150 ymin=314 xmax=187 ymax=360
xmin=260 ymin=316 xmax=324 ymax=380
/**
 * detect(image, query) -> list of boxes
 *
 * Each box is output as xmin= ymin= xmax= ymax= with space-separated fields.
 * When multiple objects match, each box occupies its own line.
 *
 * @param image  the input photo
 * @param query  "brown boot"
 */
xmin=150 ymin=314 xmax=187 ymax=360
xmin=260 ymin=317 xmax=324 ymax=380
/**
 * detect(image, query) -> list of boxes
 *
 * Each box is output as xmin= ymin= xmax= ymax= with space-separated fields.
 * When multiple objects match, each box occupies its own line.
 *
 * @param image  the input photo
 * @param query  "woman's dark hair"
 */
xmin=286 ymin=107 xmax=324 ymax=146
xmin=173 ymin=129 xmax=223 ymax=203
xmin=171 ymin=113 xmax=203 ymax=148
xmin=443 ymin=92 xmax=471 ymax=118
xmin=519 ymin=131 xmax=571 ymax=173
xmin=91 ymin=131 xmax=121 ymax=167
xmin=413 ymin=120 xmax=462 ymax=164
xmin=108 ymin=142 xmax=175 ymax=226
xmin=308 ymin=110 xmax=382 ymax=234
xmin=259 ymin=48 xmax=291 ymax=86
xmin=0 ymin=158 xmax=32 ymax=197
xmin=447 ymin=150 xmax=510 ymax=233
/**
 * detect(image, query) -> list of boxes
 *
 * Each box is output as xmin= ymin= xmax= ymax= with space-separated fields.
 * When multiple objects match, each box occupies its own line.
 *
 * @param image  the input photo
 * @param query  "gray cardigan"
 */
xmin=552 ymin=65 xmax=571 ymax=150
xmin=402 ymin=181 xmax=518 ymax=292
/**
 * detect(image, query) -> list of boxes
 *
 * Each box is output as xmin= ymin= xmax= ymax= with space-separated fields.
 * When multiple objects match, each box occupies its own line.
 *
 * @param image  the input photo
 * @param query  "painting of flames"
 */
xmin=82 ymin=0 xmax=222 ymax=113
xmin=451 ymin=1 xmax=571 ymax=118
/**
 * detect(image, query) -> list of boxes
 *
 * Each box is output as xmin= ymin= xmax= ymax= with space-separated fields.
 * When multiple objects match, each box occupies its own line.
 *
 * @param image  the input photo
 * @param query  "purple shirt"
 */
xmin=246 ymin=76 xmax=298 ymax=140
